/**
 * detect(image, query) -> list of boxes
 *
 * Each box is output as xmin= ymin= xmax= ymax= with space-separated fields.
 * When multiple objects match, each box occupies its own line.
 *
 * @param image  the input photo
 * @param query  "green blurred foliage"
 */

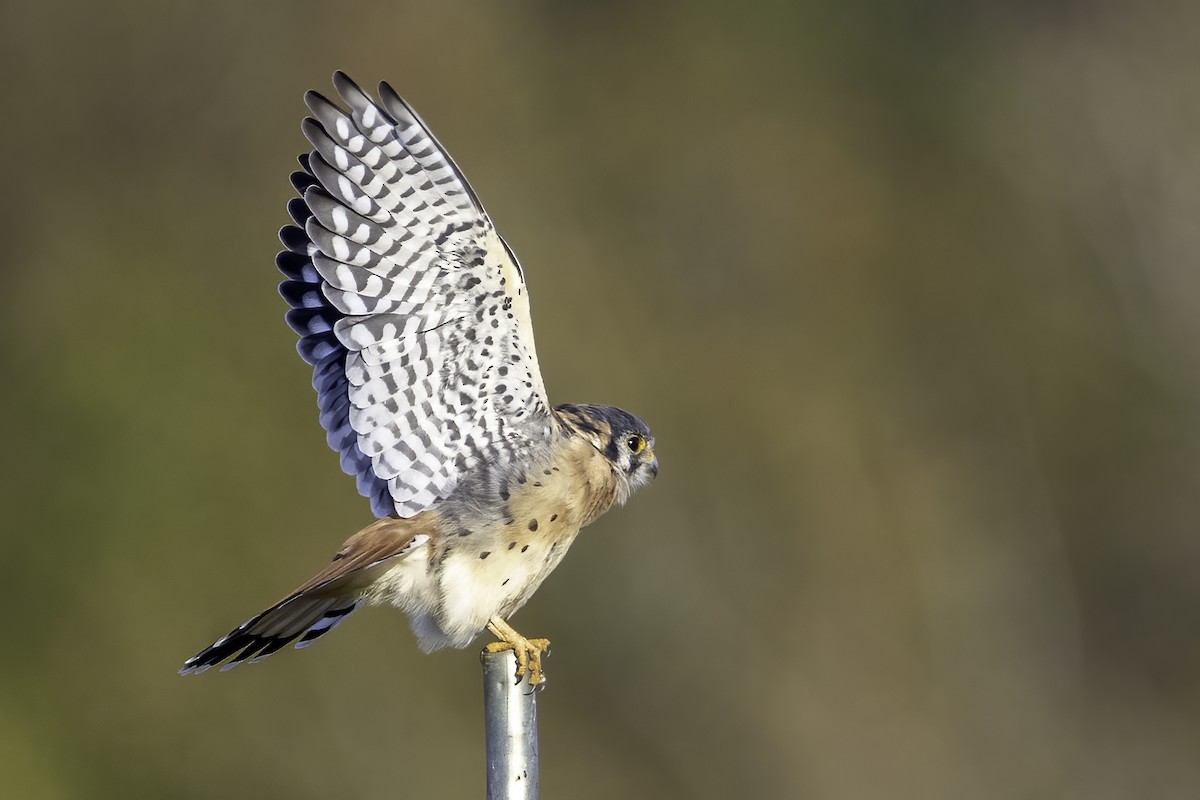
xmin=2 ymin=1 xmax=1199 ymax=797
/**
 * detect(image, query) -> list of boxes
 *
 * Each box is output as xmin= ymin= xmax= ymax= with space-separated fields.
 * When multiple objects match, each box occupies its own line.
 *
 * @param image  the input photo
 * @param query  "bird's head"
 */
xmin=555 ymin=403 xmax=658 ymax=503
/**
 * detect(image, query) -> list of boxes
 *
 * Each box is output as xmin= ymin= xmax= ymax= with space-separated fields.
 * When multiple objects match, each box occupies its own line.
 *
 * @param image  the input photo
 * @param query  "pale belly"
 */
xmin=367 ymin=523 xmax=581 ymax=652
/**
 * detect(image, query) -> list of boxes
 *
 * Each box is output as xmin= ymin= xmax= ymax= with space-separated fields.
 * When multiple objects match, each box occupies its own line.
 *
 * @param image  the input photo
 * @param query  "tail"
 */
xmin=179 ymin=519 xmax=429 ymax=675
xmin=179 ymin=595 xmax=361 ymax=675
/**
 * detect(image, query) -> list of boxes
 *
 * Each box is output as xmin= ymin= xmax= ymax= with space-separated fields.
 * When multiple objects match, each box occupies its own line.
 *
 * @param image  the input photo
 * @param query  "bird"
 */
xmin=179 ymin=72 xmax=657 ymax=686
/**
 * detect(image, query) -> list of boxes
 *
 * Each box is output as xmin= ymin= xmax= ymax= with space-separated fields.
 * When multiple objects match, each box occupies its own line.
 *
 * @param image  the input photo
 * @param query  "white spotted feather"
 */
xmin=294 ymin=73 xmax=551 ymax=518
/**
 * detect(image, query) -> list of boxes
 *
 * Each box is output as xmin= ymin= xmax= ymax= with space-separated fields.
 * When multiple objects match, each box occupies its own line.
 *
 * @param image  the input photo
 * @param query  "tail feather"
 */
xmin=180 ymin=597 xmax=361 ymax=675
xmin=295 ymin=602 xmax=358 ymax=649
xmin=261 ymin=596 xmax=337 ymax=639
xmin=180 ymin=518 xmax=429 ymax=676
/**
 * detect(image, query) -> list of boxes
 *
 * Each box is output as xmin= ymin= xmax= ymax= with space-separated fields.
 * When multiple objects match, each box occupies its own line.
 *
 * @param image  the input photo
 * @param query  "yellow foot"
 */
xmin=485 ymin=618 xmax=551 ymax=686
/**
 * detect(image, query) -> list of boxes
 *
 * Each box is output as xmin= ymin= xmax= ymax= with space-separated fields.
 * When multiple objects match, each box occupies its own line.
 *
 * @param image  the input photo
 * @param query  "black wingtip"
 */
xmin=279 ymin=225 xmax=311 ymax=253
xmin=276 ymin=250 xmax=316 ymax=281
xmin=290 ymin=169 xmax=319 ymax=195
xmin=287 ymin=197 xmax=312 ymax=226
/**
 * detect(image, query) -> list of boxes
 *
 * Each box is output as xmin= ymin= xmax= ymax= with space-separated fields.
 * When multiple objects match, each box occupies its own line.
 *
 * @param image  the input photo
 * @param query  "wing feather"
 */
xmin=277 ymin=72 xmax=552 ymax=518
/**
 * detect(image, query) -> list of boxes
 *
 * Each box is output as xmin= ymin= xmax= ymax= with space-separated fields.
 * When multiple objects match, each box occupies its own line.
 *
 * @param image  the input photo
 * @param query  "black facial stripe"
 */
xmin=555 ymin=403 xmax=651 ymax=440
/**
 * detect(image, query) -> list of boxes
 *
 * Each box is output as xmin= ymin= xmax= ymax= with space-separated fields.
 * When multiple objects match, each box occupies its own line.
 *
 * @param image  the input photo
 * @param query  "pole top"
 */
xmin=482 ymin=649 xmax=540 ymax=800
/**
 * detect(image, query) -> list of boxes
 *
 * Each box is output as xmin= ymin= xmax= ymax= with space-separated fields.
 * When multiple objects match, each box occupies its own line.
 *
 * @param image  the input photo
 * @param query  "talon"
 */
xmin=485 ymin=618 xmax=552 ymax=686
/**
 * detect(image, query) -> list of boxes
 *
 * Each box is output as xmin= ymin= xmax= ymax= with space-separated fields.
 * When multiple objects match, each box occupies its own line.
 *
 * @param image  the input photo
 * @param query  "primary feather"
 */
xmin=279 ymin=72 xmax=551 ymax=519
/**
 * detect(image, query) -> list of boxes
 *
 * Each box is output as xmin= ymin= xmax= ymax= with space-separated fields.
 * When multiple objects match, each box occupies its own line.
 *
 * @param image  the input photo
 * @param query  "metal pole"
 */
xmin=481 ymin=649 xmax=540 ymax=800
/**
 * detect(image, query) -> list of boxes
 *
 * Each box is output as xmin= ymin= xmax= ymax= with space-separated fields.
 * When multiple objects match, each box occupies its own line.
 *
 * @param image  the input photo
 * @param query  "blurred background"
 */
xmin=2 ymin=1 xmax=1199 ymax=797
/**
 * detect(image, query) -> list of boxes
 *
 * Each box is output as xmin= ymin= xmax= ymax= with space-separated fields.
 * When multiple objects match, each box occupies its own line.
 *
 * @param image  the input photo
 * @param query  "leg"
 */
xmin=485 ymin=617 xmax=551 ymax=686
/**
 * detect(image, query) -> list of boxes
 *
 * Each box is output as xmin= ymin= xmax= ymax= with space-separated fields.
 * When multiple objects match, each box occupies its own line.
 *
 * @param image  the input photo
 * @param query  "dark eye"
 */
xmin=626 ymin=435 xmax=645 ymax=454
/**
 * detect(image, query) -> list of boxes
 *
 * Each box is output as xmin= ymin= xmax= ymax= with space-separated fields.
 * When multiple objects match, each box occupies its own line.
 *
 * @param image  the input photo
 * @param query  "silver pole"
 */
xmin=481 ymin=649 xmax=540 ymax=800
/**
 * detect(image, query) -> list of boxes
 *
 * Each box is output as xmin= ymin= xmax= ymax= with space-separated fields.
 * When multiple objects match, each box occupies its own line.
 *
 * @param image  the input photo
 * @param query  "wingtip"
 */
xmin=376 ymin=81 xmax=412 ymax=121
xmin=377 ymin=80 xmax=399 ymax=103
xmin=303 ymin=89 xmax=335 ymax=117
xmin=287 ymin=196 xmax=312 ymax=226
xmin=278 ymin=224 xmax=310 ymax=253
xmin=332 ymin=70 xmax=364 ymax=100
xmin=300 ymin=116 xmax=324 ymax=147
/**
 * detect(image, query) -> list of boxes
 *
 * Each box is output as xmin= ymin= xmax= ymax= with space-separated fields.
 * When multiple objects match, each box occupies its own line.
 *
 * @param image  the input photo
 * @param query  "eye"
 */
xmin=626 ymin=435 xmax=645 ymax=454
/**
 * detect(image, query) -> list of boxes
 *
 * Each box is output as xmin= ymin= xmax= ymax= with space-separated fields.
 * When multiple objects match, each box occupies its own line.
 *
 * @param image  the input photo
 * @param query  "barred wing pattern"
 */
xmin=277 ymin=73 xmax=552 ymax=518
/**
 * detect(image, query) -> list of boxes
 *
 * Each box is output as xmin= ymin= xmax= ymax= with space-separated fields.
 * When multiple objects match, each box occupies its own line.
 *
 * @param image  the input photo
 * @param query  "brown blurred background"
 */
xmin=2 ymin=1 xmax=1199 ymax=797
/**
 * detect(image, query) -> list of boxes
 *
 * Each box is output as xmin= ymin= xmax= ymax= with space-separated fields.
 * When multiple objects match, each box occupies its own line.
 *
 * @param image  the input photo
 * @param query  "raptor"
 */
xmin=180 ymin=73 xmax=657 ymax=686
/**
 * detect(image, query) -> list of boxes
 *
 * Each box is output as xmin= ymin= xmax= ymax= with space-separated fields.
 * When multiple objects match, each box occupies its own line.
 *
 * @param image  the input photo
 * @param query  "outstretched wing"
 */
xmin=277 ymin=72 xmax=552 ymax=518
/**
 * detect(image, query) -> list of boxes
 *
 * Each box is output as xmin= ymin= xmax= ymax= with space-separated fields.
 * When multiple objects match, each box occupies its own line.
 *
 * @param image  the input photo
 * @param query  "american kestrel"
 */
xmin=180 ymin=73 xmax=657 ymax=686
